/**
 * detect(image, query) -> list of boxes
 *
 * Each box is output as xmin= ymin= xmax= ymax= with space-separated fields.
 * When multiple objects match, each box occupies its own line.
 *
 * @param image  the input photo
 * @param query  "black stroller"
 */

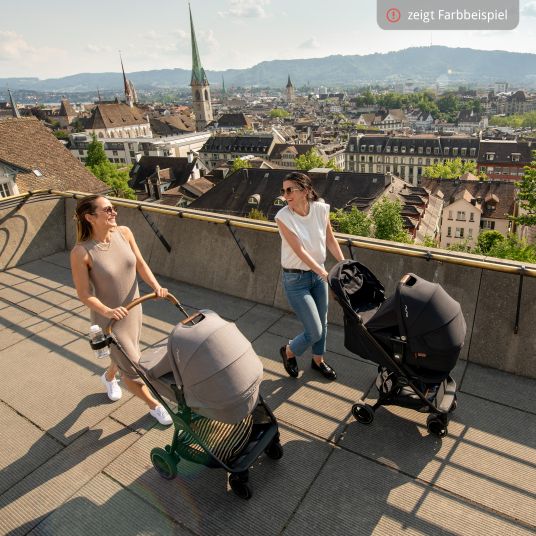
xmin=328 ymin=260 xmax=466 ymax=437
xmin=93 ymin=293 xmax=282 ymax=500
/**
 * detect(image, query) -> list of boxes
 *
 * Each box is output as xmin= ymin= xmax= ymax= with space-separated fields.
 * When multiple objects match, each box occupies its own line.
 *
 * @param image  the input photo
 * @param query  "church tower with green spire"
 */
xmin=189 ymin=4 xmax=213 ymax=130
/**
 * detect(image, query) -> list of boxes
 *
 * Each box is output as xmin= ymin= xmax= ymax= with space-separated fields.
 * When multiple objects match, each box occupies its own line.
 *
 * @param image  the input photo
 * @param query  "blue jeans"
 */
xmin=282 ymin=271 xmax=328 ymax=357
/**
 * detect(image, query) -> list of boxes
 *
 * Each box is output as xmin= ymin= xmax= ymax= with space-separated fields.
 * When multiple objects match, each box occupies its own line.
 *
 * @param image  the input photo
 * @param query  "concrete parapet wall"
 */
xmin=5 ymin=196 xmax=536 ymax=379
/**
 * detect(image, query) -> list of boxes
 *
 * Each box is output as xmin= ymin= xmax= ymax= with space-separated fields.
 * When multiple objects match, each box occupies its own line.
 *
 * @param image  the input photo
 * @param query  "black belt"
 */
xmin=283 ymin=268 xmax=311 ymax=273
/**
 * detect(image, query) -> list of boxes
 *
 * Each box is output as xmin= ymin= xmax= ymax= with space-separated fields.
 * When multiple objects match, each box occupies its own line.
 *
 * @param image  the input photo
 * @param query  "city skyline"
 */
xmin=1 ymin=0 xmax=536 ymax=79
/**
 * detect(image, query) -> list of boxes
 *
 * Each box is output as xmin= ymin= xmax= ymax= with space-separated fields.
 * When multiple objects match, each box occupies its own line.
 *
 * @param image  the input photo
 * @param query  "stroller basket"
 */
xmin=103 ymin=292 xmax=282 ymax=499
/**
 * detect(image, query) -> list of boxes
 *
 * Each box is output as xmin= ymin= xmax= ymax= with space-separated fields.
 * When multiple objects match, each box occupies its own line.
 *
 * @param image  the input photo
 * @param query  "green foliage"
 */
xmin=85 ymin=134 xmax=108 ymax=167
xmin=446 ymin=240 xmax=473 ymax=253
xmin=489 ymin=111 xmax=536 ymax=129
xmin=423 ymin=158 xmax=486 ymax=180
xmin=294 ymin=148 xmax=339 ymax=171
xmin=485 ymin=234 xmax=536 ymax=263
xmin=510 ymin=152 xmax=536 ymax=227
xmin=231 ymin=157 xmax=252 ymax=172
xmin=247 ymin=208 xmax=268 ymax=221
xmin=53 ymin=130 xmax=69 ymax=140
xmin=371 ymin=198 xmax=412 ymax=242
xmin=269 ymin=108 xmax=290 ymax=119
xmin=477 ymin=230 xmax=505 ymax=254
xmin=85 ymin=135 xmax=135 ymax=199
xmin=330 ymin=207 xmax=372 ymax=237
xmin=421 ymin=235 xmax=438 ymax=247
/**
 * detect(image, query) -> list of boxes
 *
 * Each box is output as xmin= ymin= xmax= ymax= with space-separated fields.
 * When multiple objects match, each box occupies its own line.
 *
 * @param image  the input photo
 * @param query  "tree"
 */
xmin=86 ymin=134 xmax=108 ymax=167
xmin=487 ymin=234 xmax=536 ymax=263
xmin=477 ymin=230 xmax=505 ymax=254
xmin=370 ymin=198 xmax=412 ymax=242
xmin=510 ymin=152 xmax=536 ymax=227
xmin=85 ymin=134 xmax=135 ymax=199
xmin=330 ymin=207 xmax=372 ymax=237
xmin=295 ymin=148 xmax=339 ymax=171
xmin=269 ymin=108 xmax=290 ymax=119
xmin=231 ymin=157 xmax=252 ymax=172
xmin=423 ymin=158 xmax=486 ymax=180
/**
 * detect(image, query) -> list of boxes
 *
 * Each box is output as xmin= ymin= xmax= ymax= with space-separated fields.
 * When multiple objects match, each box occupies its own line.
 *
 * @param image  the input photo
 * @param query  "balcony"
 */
xmin=0 ymin=192 xmax=535 ymax=534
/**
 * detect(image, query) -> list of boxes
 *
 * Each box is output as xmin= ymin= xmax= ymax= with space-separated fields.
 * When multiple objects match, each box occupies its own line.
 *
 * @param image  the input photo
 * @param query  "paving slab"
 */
xmin=27 ymin=473 xmax=189 ymax=536
xmin=339 ymin=392 xmax=536 ymax=528
xmin=0 ymin=402 xmax=63 ymax=496
xmin=235 ymin=303 xmax=286 ymax=342
xmin=105 ymin=423 xmax=333 ymax=536
xmin=41 ymin=252 xmax=71 ymax=270
xmin=255 ymin=331 xmax=377 ymax=441
xmin=0 ymin=330 xmax=129 ymax=444
xmin=0 ymin=417 xmax=143 ymax=536
xmin=461 ymin=362 xmax=536 ymax=414
xmin=283 ymin=448 xmax=534 ymax=536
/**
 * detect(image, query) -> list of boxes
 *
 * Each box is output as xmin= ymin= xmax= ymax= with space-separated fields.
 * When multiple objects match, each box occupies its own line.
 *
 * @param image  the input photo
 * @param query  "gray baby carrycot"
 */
xmin=166 ymin=309 xmax=264 ymax=424
xmin=99 ymin=293 xmax=282 ymax=500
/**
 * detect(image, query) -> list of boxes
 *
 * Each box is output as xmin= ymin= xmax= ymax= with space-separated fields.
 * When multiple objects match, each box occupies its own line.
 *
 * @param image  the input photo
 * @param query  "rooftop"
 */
xmin=0 ymin=193 xmax=535 ymax=535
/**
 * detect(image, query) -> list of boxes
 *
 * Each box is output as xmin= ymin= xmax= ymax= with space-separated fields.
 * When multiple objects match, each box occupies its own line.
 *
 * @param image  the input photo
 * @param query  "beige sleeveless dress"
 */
xmin=80 ymin=228 xmax=142 ymax=379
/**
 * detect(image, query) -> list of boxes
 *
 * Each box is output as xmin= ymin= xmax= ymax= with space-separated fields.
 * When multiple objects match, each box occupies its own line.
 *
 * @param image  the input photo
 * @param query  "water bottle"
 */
xmin=89 ymin=324 xmax=110 ymax=359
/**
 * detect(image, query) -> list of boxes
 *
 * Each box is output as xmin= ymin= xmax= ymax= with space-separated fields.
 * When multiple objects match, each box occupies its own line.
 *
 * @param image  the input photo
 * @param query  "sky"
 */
xmin=1 ymin=0 xmax=536 ymax=79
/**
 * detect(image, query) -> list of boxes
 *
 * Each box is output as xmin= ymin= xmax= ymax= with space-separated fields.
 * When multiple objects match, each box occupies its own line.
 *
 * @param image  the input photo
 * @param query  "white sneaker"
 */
xmin=150 ymin=405 xmax=173 ymax=426
xmin=100 ymin=372 xmax=122 ymax=401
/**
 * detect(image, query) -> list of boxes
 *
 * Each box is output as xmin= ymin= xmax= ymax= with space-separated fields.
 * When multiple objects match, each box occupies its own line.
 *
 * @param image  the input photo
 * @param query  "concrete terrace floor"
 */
xmin=0 ymin=253 xmax=535 ymax=536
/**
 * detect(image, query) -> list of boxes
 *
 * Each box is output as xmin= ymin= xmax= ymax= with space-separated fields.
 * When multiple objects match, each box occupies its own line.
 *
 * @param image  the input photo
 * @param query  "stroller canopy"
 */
xmin=167 ymin=310 xmax=263 ymax=424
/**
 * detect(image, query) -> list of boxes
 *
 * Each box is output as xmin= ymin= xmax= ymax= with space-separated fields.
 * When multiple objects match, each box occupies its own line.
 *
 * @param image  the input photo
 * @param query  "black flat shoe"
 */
xmin=280 ymin=346 xmax=299 ymax=378
xmin=311 ymin=359 xmax=337 ymax=381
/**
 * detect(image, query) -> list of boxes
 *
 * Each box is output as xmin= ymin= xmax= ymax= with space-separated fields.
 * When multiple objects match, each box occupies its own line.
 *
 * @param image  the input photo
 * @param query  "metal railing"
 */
xmin=2 ymin=188 xmax=536 ymax=278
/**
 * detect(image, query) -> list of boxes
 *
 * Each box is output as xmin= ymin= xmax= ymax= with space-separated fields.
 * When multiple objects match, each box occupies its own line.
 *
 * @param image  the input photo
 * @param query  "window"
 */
xmin=468 ymin=228 xmax=473 ymax=238
xmin=485 ymin=152 xmax=495 ymax=161
xmin=376 ymin=156 xmax=382 ymax=162
xmin=0 ymin=182 xmax=11 ymax=198
xmin=444 ymin=148 xmax=449 ymax=156
xmin=417 ymin=158 xmax=422 ymax=165
xmin=452 ymin=148 xmax=458 ymax=156
xmin=426 ymin=147 xmax=431 ymax=155
xmin=360 ymin=145 xmax=366 ymax=152
xmin=418 ymin=147 xmax=423 ymax=154
xmin=480 ymin=166 xmax=486 ymax=172
xmin=360 ymin=155 xmax=366 ymax=162
xmin=447 ymin=226 xmax=452 ymax=237
xmin=369 ymin=145 xmax=374 ymax=152
xmin=456 ymin=211 xmax=466 ymax=221
xmin=434 ymin=147 xmax=440 ymax=155
xmin=470 ymin=148 xmax=476 ymax=157
xmin=512 ymin=153 xmax=521 ymax=162
xmin=409 ymin=147 xmax=415 ymax=154
xmin=425 ymin=158 xmax=430 ymax=165
xmin=394 ymin=157 xmax=398 ymax=163
xmin=469 ymin=212 xmax=474 ymax=222
xmin=393 ymin=146 xmax=399 ymax=153
xmin=448 ymin=210 xmax=453 ymax=220
xmin=401 ymin=146 xmax=407 ymax=153
xmin=360 ymin=164 xmax=366 ymax=172
xmin=113 ymin=150 xmax=118 ymax=156
xmin=461 ymin=148 xmax=467 ymax=156
xmin=455 ymin=227 xmax=464 ymax=238
xmin=386 ymin=146 xmax=391 ymax=153
xmin=409 ymin=157 xmax=414 ymax=164
xmin=481 ymin=220 xmax=495 ymax=230
xmin=386 ymin=166 xmax=391 ymax=172
xmin=376 ymin=145 xmax=382 ymax=152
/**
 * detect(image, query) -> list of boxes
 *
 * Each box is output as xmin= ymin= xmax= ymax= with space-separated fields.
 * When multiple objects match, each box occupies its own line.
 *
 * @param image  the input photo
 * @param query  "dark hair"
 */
xmin=284 ymin=171 xmax=319 ymax=201
xmin=75 ymin=195 xmax=103 ymax=242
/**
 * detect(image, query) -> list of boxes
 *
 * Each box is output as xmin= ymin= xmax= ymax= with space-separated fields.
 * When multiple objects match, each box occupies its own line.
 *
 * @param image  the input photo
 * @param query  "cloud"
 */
xmin=86 ymin=43 xmax=112 ymax=54
xmin=299 ymin=38 xmax=320 ymax=50
xmin=219 ymin=0 xmax=271 ymax=19
xmin=0 ymin=31 xmax=35 ymax=60
xmin=521 ymin=1 xmax=536 ymax=17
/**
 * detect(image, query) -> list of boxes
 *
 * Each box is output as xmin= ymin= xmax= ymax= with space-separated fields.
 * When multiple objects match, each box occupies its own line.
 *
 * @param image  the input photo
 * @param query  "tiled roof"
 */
xmin=477 ymin=140 xmax=533 ymax=164
xmin=86 ymin=104 xmax=148 ymax=130
xmin=129 ymin=156 xmax=196 ymax=190
xmin=189 ymin=169 xmax=390 ymax=220
xmin=0 ymin=117 xmax=107 ymax=194
xmin=201 ymin=135 xmax=273 ymax=154
xmin=269 ymin=143 xmax=315 ymax=159
xmin=211 ymin=113 xmax=253 ymax=129
xmin=421 ymin=178 xmax=516 ymax=220
xmin=149 ymin=114 xmax=195 ymax=136
xmin=59 ymin=98 xmax=76 ymax=117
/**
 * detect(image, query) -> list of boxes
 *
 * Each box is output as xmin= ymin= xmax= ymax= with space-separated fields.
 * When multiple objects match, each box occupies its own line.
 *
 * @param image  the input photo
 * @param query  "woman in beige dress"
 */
xmin=70 ymin=195 xmax=172 ymax=425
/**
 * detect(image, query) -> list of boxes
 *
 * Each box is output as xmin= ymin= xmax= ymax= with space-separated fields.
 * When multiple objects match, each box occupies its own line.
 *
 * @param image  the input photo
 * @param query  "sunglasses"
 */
xmin=96 ymin=206 xmax=117 ymax=215
xmin=280 ymin=187 xmax=303 ymax=196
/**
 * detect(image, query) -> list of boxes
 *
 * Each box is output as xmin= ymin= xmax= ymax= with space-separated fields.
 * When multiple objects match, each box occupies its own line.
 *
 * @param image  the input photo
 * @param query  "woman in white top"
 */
xmin=274 ymin=172 xmax=344 ymax=380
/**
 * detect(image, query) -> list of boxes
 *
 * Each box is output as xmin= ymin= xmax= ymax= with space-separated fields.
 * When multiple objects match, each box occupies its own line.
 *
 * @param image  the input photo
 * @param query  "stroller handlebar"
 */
xmin=105 ymin=292 xmax=183 ymax=334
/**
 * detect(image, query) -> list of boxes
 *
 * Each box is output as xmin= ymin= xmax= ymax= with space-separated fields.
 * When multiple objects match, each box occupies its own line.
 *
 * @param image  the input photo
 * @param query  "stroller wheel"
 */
xmin=426 ymin=414 xmax=448 ymax=437
xmin=264 ymin=440 xmax=284 ymax=460
xmin=450 ymin=396 xmax=458 ymax=412
xmin=151 ymin=447 xmax=178 ymax=480
xmin=229 ymin=472 xmax=252 ymax=500
xmin=352 ymin=403 xmax=374 ymax=425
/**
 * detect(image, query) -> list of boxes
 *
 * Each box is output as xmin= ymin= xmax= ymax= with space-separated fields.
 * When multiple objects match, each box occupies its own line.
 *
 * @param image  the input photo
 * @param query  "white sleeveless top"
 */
xmin=275 ymin=201 xmax=330 ymax=270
